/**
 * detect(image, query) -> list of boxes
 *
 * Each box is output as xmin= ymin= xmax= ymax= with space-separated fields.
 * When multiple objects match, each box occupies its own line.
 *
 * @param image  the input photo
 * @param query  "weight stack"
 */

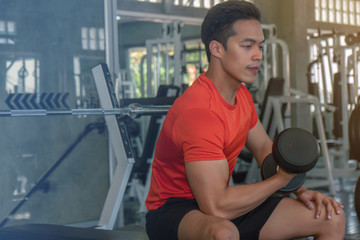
xmin=349 ymin=104 xmax=360 ymax=164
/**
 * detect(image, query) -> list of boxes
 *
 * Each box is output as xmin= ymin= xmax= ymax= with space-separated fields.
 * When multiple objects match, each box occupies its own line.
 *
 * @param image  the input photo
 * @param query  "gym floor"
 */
xmin=335 ymin=177 xmax=360 ymax=239
xmin=121 ymin=177 xmax=360 ymax=240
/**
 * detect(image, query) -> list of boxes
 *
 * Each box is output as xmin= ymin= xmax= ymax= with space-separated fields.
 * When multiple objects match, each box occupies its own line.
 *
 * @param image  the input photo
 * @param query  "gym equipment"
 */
xmin=260 ymin=91 xmax=335 ymax=194
xmin=308 ymin=30 xmax=360 ymax=159
xmin=272 ymin=128 xmax=319 ymax=173
xmin=348 ymin=96 xmax=360 ymax=220
xmin=349 ymin=104 xmax=360 ymax=162
xmin=245 ymin=85 xmax=336 ymax=194
xmin=351 ymin=105 xmax=360 ymax=222
xmin=0 ymin=63 xmax=173 ymax=230
xmin=345 ymin=32 xmax=360 ymax=46
xmin=333 ymin=72 xmax=358 ymax=138
xmin=92 ymin=63 xmax=171 ymax=229
xmin=355 ymin=177 xmax=360 ymax=222
xmin=126 ymin=85 xmax=180 ymax=213
xmin=262 ymin=154 xmax=306 ymax=192
xmin=0 ymin=63 xmax=172 ymax=230
xmin=0 ymin=104 xmax=170 ymax=118
xmin=0 ymin=224 xmax=148 ymax=240
xmin=261 ymin=128 xmax=320 ymax=192
xmin=244 ymin=78 xmax=286 ymax=184
xmin=145 ymin=21 xmax=182 ymax=97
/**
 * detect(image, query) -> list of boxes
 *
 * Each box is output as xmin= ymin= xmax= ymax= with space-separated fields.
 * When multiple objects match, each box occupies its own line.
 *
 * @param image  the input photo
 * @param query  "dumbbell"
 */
xmin=261 ymin=128 xmax=320 ymax=192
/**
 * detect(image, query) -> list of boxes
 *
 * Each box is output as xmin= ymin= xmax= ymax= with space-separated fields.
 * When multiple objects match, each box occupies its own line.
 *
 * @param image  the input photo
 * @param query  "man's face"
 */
xmin=220 ymin=19 xmax=264 ymax=85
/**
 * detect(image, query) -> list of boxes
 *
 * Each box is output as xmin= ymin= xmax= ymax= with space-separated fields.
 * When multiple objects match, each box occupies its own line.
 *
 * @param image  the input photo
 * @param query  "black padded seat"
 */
xmin=0 ymin=224 xmax=149 ymax=240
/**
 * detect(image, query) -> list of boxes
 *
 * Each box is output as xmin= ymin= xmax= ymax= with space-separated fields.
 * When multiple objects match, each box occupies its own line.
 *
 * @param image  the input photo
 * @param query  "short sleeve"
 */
xmin=173 ymin=108 xmax=226 ymax=162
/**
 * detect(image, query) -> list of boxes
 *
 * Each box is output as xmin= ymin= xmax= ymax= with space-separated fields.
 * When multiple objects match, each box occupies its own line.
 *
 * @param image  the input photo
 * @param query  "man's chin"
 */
xmin=242 ymin=77 xmax=256 ymax=85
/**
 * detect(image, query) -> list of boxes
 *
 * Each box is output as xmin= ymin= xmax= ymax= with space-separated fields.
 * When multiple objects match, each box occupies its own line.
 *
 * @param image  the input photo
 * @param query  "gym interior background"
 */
xmin=0 ymin=0 xmax=360 ymax=239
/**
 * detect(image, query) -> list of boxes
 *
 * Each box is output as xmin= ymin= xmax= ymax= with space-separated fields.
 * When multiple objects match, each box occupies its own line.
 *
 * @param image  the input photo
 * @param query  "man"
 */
xmin=145 ymin=1 xmax=346 ymax=239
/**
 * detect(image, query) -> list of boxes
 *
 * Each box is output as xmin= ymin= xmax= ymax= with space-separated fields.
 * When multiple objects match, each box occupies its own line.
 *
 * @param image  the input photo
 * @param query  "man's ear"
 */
xmin=209 ymin=40 xmax=223 ymax=59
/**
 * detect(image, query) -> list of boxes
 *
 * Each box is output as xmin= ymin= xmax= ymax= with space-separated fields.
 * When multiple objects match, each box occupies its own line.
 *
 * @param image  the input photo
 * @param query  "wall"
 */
xmin=0 ymin=0 xmax=110 ymax=226
xmin=255 ymin=0 xmax=312 ymax=129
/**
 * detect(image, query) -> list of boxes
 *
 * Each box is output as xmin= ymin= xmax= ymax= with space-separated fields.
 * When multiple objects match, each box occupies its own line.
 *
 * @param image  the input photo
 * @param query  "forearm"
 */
xmin=186 ymin=156 xmax=294 ymax=221
xmin=203 ymin=174 xmax=289 ymax=219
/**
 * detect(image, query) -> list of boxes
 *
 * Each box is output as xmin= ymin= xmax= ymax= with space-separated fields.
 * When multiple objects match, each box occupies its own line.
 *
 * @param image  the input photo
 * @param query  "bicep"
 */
xmin=185 ymin=159 xmax=229 ymax=215
xmin=245 ymin=119 xmax=273 ymax=165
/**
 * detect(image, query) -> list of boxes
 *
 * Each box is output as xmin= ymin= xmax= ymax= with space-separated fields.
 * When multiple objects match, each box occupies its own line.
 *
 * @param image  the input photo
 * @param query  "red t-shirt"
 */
xmin=145 ymin=73 xmax=258 ymax=211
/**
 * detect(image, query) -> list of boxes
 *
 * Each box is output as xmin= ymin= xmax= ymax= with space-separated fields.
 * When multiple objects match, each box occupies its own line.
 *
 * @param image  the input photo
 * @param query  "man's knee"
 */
xmin=330 ymin=209 xmax=346 ymax=232
xmin=205 ymin=220 xmax=239 ymax=240
xmin=318 ymin=208 xmax=346 ymax=237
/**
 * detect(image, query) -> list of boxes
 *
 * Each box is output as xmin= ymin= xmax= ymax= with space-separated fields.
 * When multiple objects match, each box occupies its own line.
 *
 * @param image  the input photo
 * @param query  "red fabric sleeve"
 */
xmin=173 ymin=108 xmax=226 ymax=162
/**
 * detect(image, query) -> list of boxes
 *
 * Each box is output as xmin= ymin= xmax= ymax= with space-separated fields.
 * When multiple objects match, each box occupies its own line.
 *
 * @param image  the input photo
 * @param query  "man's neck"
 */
xmin=206 ymin=64 xmax=241 ymax=105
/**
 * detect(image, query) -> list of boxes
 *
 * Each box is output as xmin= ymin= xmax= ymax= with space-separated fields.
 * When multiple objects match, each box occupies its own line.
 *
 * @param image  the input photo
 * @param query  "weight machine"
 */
xmin=144 ymin=21 xmax=182 ymax=97
xmin=307 ymin=30 xmax=360 ymax=179
xmin=243 ymin=25 xmax=351 ymax=195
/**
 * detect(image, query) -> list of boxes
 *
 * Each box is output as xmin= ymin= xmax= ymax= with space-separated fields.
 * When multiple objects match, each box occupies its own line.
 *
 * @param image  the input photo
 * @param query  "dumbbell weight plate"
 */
xmin=273 ymin=128 xmax=320 ymax=174
xmin=345 ymin=33 xmax=357 ymax=46
xmin=261 ymin=154 xmax=306 ymax=192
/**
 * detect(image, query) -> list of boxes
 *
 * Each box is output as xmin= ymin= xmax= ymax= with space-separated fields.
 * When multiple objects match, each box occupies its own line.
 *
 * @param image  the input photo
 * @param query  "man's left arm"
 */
xmin=246 ymin=119 xmax=344 ymax=219
xmin=245 ymin=119 xmax=273 ymax=166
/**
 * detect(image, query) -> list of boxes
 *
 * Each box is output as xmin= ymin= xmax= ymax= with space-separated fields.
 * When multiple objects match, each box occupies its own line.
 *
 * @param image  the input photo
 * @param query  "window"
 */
xmin=315 ymin=0 xmax=360 ymax=26
xmin=6 ymin=58 xmax=40 ymax=94
xmin=81 ymin=27 xmax=105 ymax=51
xmin=0 ymin=20 xmax=16 ymax=44
xmin=173 ymin=0 xmax=253 ymax=8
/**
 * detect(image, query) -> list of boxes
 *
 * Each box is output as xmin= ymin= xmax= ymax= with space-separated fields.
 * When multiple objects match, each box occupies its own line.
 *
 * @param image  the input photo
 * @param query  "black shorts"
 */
xmin=146 ymin=196 xmax=283 ymax=240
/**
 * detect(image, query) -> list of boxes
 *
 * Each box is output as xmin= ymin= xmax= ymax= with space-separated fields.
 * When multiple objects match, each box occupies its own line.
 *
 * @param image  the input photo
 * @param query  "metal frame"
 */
xmin=0 ymin=106 xmax=170 ymax=118
xmin=117 ymin=9 xmax=204 ymax=26
xmin=104 ymin=0 xmax=124 ymax=228
xmin=261 ymin=24 xmax=291 ymax=90
xmin=145 ymin=21 xmax=182 ymax=97
xmin=308 ymin=33 xmax=360 ymax=164
xmin=92 ymin=63 xmax=134 ymax=230
xmin=104 ymin=0 xmax=120 ymax=76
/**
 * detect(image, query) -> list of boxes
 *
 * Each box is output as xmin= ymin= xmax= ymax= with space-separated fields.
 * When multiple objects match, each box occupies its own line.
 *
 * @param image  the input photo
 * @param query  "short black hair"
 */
xmin=201 ymin=0 xmax=261 ymax=62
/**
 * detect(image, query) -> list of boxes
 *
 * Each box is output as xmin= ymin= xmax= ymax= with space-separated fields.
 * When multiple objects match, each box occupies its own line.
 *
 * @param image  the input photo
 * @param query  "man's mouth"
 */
xmin=247 ymin=66 xmax=260 ymax=74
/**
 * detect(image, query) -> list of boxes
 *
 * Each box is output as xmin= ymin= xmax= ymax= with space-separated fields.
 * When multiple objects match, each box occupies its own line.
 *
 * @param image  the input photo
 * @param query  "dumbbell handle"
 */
xmin=261 ymin=153 xmax=306 ymax=193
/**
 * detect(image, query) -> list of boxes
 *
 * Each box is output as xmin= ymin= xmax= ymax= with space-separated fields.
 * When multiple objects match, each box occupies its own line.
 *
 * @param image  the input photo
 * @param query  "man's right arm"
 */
xmin=185 ymin=157 xmax=293 ymax=220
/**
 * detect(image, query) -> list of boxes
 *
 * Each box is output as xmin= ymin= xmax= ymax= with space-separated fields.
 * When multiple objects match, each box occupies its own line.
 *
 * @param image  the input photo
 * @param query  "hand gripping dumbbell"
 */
xmin=261 ymin=128 xmax=320 ymax=192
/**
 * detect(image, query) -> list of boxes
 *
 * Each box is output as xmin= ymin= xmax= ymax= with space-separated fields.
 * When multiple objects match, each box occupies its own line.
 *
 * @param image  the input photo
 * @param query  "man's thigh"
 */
xmin=259 ymin=197 xmax=344 ymax=240
xmin=178 ymin=209 xmax=239 ymax=240
xmin=179 ymin=196 xmax=282 ymax=240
